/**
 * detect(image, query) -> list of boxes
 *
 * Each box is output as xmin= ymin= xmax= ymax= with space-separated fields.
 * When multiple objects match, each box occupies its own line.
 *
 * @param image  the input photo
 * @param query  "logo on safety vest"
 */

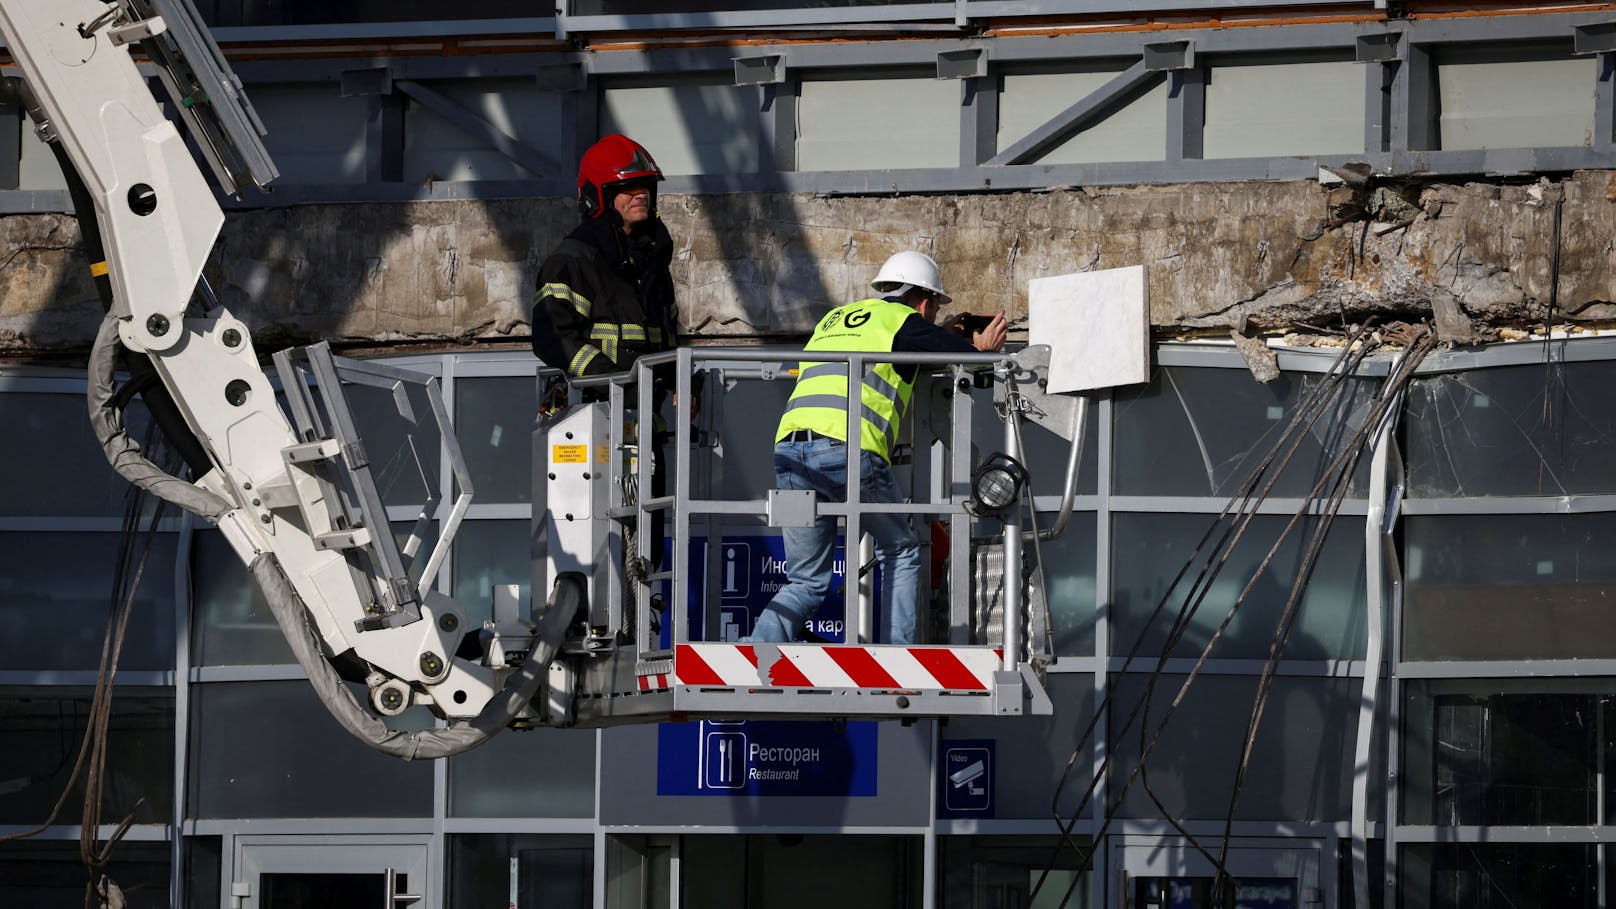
xmin=843 ymin=308 xmax=872 ymax=328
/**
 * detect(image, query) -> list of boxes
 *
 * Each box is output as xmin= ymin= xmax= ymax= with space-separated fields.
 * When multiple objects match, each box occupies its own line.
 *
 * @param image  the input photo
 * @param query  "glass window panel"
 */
xmin=192 ymin=522 xmax=436 ymax=666
xmin=715 ymin=376 xmax=793 ymax=501
xmin=968 ymin=384 xmax=1098 ymax=496
xmin=452 ymin=519 xmax=530 ymax=627
xmin=1113 ymin=367 xmax=1375 ymax=498
xmin=450 ymin=834 xmax=592 ymax=909
xmin=944 ymin=674 xmax=1096 ymax=819
xmin=1112 ymin=513 xmax=1366 ymax=661
xmin=1405 ymin=362 xmax=1616 ymax=497
xmin=1033 ymin=513 xmax=1097 ymax=657
xmin=605 ymin=834 xmax=672 ymax=907
xmin=1405 ymin=514 xmax=1616 ymax=661
xmin=455 ymin=376 xmax=536 ymax=504
xmin=939 ymin=835 xmax=1092 ymax=909
xmin=0 ymin=393 xmax=153 ymax=516
xmin=0 ymin=688 xmax=173 ymax=827
xmin=798 ymin=77 xmax=957 ymax=171
xmin=1204 ymin=58 xmax=1364 ymax=159
xmin=190 ymin=529 xmax=293 ymax=666
xmin=1402 ymin=680 xmax=1611 ymax=826
xmin=448 ymin=726 xmax=595 ymax=817
xmin=1437 ymin=55 xmax=1596 ymax=151
xmin=404 ymin=80 xmax=566 ymax=183
xmin=1109 ymin=675 xmax=1359 ymax=822
xmin=681 ymin=834 xmax=922 ymax=908
xmin=347 ymin=378 xmax=442 ymax=508
xmin=184 ymin=837 xmax=222 ymax=909
xmin=1400 ymin=843 xmax=1595 ymax=909
xmin=251 ymin=85 xmax=368 ymax=185
xmin=188 ymin=681 xmax=433 ymax=818
xmin=0 ymin=841 xmax=171 ymax=909
xmin=998 ymin=67 xmax=1167 ymax=165
xmin=0 ymin=532 xmax=176 ymax=671
xmin=601 ymin=79 xmax=761 ymax=176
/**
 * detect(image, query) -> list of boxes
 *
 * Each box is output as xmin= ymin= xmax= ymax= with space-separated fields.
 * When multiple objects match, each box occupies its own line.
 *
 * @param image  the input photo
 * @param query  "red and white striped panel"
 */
xmin=636 ymin=672 xmax=671 ymax=691
xmin=674 ymin=643 xmax=1004 ymax=691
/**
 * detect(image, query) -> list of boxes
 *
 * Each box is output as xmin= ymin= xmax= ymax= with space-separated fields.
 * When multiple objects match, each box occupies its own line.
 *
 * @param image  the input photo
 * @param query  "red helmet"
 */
xmin=577 ymin=134 xmax=663 ymax=219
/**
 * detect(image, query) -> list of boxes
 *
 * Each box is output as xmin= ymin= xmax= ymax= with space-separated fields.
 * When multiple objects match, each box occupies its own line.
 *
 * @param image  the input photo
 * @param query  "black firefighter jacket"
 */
xmin=531 ymin=215 xmax=678 ymax=381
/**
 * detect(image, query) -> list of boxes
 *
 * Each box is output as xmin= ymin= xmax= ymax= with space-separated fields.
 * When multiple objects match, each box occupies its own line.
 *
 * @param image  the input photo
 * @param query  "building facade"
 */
xmin=3 ymin=3 xmax=1615 ymax=908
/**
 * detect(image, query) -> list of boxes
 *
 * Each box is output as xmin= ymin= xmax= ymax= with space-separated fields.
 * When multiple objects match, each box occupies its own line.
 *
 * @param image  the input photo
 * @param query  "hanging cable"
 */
xmin=1029 ymin=324 xmax=1427 ymax=906
xmin=0 ymin=424 xmax=173 ymax=909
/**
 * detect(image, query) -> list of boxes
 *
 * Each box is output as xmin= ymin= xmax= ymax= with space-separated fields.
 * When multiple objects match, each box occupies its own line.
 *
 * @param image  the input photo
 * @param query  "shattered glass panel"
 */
xmin=1108 ymin=675 xmax=1359 ymax=822
xmin=1114 ymin=367 xmax=1376 ymax=499
xmin=1111 ymin=513 xmax=1368 ymax=661
xmin=1406 ymin=363 xmax=1616 ymax=497
xmin=1402 ymin=681 xmax=1616 ymax=828
xmin=1399 ymin=844 xmax=1595 ymax=909
xmin=1405 ymin=514 xmax=1616 ymax=660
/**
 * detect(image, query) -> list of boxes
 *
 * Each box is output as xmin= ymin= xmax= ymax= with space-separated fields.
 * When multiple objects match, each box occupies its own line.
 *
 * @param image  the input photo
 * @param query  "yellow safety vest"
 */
xmin=776 ymin=298 xmax=916 ymax=462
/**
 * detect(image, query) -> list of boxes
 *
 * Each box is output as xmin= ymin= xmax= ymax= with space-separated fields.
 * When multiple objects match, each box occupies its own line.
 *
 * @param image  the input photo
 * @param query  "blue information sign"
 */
xmin=662 ymin=534 xmax=876 ymax=647
xmin=658 ymin=719 xmax=880 ymax=797
xmin=937 ymin=739 xmax=994 ymax=818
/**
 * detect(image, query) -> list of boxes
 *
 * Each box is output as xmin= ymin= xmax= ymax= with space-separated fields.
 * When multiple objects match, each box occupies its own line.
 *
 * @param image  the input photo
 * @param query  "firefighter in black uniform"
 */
xmin=532 ymin=134 xmax=678 ymax=578
xmin=532 ymin=133 xmax=676 ymax=381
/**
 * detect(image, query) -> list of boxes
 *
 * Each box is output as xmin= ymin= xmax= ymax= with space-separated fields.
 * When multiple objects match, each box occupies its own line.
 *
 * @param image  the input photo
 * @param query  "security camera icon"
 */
xmin=949 ymin=760 xmax=986 ymax=796
xmin=943 ymin=746 xmax=991 ymax=812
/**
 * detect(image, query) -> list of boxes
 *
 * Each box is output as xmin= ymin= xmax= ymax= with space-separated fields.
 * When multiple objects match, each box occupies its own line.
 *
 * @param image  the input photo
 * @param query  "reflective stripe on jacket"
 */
xmin=776 ymin=298 xmax=917 ymax=462
xmin=531 ymin=217 xmax=677 ymax=380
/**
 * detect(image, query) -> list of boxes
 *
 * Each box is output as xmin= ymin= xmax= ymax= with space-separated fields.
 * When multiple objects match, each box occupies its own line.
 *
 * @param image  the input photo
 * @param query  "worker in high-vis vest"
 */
xmin=745 ymin=251 xmax=1008 ymax=645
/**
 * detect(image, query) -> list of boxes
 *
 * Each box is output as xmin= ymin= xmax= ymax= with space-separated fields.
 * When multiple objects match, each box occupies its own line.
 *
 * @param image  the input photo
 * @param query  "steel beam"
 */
xmin=987 ymin=60 xmax=1159 ymax=166
xmin=395 ymin=78 xmax=551 ymax=178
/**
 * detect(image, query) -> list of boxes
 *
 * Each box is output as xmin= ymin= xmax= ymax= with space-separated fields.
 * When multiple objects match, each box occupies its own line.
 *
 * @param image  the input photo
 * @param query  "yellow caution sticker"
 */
xmin=597 ymin=444 xmax=611 ymax=464
xmin=552 ymin=444 xmax=587 ymax=464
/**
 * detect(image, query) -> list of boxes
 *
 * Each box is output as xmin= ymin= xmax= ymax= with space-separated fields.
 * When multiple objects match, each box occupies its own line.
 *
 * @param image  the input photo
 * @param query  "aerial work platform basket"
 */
xmin=525 ymin=339 xmax=1099 ymax=726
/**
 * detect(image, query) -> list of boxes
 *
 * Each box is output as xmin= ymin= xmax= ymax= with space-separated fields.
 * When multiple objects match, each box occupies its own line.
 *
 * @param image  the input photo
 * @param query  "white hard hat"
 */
xmin=871 ymin=251 xmax=951 ymax=305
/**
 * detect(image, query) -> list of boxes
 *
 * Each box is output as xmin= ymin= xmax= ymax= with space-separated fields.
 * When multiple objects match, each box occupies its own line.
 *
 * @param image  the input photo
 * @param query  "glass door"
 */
xmin=231 ymin=835 xmax=432 ymax=909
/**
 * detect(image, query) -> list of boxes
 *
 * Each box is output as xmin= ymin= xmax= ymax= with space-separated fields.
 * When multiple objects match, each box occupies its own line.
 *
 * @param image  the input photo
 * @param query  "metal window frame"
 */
xmin=14 ymin=331 xmax=1616 ymax=905
xmin=4 ymin=10 xmax=1615 ymax=212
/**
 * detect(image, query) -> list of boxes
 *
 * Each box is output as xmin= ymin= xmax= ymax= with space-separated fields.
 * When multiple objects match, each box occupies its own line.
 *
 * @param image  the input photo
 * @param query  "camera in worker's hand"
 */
xmin=956 ymin=313 xmax=996 ymax=337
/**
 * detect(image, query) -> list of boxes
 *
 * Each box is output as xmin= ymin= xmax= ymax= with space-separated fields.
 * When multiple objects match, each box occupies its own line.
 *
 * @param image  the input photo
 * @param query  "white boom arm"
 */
xmin=0 ymin=0 xmax=511 ymax=726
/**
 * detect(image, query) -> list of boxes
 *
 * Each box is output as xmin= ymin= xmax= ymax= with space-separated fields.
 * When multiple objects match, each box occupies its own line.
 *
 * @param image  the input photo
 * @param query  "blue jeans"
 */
xmin=745 ymin=437 xmax=921 ymax=645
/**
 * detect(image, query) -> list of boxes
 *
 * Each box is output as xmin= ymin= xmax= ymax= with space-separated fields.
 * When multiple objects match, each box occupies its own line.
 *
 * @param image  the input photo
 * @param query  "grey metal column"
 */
xmin=1352 ymin=377 xmax=1405 ymax=909
xmin=169 ymin=515 xmax=196 ymax=909
xmin=1165 ymin=65 xmax=1205 ymax=163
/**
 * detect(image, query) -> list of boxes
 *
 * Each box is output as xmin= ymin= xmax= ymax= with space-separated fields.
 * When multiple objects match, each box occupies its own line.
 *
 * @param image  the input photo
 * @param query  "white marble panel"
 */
xmin=1028 ymin=264 xmax=1149 ymax=394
